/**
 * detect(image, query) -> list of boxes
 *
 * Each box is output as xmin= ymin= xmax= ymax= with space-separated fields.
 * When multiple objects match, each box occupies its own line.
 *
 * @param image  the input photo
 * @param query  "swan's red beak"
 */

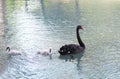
xmin=80 ymin=26 xmax=83 ymax=30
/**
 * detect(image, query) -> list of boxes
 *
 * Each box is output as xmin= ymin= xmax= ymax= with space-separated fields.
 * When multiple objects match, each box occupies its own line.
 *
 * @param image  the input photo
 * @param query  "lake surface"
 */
xmin=0 ymin=0 xmax=120 ymax=79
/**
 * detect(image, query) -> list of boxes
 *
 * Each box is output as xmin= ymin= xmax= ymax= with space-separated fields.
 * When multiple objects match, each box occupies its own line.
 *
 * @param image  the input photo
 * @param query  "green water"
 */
xmin=0 ymin=0 xmax=120 ymax=79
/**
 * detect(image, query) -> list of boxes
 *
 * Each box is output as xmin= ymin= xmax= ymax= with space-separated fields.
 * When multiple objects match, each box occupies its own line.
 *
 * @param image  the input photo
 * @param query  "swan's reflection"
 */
xmin=59 ymin=51 xmax=84 ymax=70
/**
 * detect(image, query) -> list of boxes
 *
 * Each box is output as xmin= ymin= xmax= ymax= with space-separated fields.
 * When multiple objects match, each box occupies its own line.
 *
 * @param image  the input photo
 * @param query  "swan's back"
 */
xmin=58 ymin=44 xmax=84 ymax=55
xmin=8 ymin=50 xmax=22 ymax=55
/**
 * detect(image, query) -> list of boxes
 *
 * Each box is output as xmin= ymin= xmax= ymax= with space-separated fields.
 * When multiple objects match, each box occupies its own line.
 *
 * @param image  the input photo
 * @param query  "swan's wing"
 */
xmin=58 ymin=45 xmax=69 ymax=55
xmin=68 ymin=44 xmax=83 ymax=53
xmin=68 ymin=44 xmax=79 ymax=50
xmin=62 ymin=45 xmax=69 ymax=51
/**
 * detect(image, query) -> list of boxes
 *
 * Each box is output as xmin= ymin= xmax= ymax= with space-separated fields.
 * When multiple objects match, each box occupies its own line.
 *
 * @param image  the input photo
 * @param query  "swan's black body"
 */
xmin=58 ymin=25 xmax=85 ymax=55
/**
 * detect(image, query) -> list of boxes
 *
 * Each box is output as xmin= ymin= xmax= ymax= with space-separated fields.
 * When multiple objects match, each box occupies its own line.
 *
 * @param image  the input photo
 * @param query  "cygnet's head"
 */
xmin=6 ymin=47 xmax=10 ymax=52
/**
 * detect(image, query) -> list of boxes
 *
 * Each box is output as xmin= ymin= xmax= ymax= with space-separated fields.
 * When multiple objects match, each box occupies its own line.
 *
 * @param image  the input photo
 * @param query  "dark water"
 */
xmin=0 ymin=0 xmax=120 ymax=79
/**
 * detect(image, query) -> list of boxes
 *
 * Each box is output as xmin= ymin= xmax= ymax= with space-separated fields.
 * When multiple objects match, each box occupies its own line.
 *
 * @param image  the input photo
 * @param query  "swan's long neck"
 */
xmin=76 ymin=27 xmax=85 ymax=48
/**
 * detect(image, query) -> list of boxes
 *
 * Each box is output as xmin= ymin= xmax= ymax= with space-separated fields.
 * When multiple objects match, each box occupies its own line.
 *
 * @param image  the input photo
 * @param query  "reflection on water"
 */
xmin=1 ymin=0 xmax=120 ymax=79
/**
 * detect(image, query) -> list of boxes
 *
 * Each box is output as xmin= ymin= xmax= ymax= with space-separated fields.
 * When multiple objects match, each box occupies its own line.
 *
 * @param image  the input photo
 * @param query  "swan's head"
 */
xmin=77 ymin=25 xmax=83 ymax=30
xmin=6 ymin=47 xmax=10 ymax=52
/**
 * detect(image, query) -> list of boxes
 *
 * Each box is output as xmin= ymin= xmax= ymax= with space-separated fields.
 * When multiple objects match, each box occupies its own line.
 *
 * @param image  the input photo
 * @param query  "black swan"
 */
xmin=6 ymin=47 xmax=22 ymax=55
xmin=58 ymin=25 xmax=85 ymax=55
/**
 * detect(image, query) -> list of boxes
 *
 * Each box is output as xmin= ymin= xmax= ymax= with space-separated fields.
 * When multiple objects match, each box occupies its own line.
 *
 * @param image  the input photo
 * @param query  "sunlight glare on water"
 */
xmin=0 ymin=0 xmax=120 ymax=79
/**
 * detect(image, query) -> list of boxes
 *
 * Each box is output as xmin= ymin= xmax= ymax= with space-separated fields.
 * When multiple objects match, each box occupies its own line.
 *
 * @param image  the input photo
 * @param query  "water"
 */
xmin=0 ymin=0 xmax=120 ymax=79
xmin=0 ymin=0 xmax=7 ymax=73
